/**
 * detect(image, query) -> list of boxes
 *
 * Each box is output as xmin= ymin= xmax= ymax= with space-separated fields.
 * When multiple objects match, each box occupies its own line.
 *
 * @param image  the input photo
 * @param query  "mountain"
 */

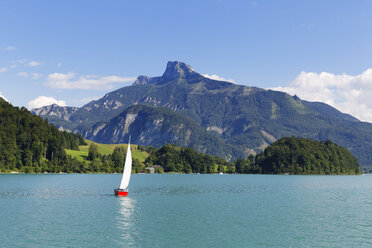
xmin=33 ymin=61 xmax=372 ymax=165
xmin=84 ymin=104 xmax=247 ymax=160
xmin=32 ymin=104 xmax=79 ymax=120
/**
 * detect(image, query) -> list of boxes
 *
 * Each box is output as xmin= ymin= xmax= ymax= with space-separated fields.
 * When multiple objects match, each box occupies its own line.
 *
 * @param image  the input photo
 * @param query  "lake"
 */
xmin=1 ymin=174 xmax=372 ymax=247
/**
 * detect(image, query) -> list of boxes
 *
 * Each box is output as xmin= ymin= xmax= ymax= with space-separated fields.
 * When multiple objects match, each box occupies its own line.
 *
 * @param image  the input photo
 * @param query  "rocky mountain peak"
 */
xmin=131 ymin=61 xmax=202 ymax=86
xmin=162 ymin=61 xmax=197 ymax=80
xmin=132 ymin=75 xmax=153 ymax=86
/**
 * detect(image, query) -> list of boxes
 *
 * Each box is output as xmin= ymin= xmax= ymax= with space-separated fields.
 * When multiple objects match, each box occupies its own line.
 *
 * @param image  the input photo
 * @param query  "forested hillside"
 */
xmin=255 ymin=137 xmax=361 ymax=175
xmin=0 ymin=98 xmax=85 ymax=172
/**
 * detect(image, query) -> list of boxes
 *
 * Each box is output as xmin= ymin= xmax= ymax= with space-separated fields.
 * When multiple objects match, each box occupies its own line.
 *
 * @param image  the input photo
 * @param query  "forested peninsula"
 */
xmin=142 ymin=138 xmax=361 ymax=175
xmin=255 ymin=137 xmax=361 ymax=175
xmin=0 ymin=98 xmax=361 ymax=175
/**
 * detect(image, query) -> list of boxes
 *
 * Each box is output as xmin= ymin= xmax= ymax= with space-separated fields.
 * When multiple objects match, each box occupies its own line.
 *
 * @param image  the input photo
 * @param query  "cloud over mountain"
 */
xmin=28 ymin=96 xmax=67 ymax=109
xmin=45 ymin=72 xmax=135 ymax=90
xmin=272 ymin=69 xmax=372 ymax=122
xmin=202 ymin=74 xmax=235 ymax=83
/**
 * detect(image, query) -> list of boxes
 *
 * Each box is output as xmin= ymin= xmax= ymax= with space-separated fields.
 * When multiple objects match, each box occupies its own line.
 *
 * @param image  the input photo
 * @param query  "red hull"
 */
xmin=114 ymin=189 xmax=128 ymax=197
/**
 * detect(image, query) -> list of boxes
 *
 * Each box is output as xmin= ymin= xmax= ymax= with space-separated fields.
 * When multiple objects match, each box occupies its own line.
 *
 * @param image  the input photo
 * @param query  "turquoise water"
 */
xmin=1 ymin=174 xmax=372 ymax=247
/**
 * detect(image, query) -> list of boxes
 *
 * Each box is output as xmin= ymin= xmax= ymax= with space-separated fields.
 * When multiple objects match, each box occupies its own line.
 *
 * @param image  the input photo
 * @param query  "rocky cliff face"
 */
xmin=32 ymin=104 xmax=79 ymax=121
xmin=162 ymin=61 xmax=195 ymax=80
xmin=83 ymin=105 xmax=246 ymax=160
xmin=132 ymin=75 xmax=157 ymax=86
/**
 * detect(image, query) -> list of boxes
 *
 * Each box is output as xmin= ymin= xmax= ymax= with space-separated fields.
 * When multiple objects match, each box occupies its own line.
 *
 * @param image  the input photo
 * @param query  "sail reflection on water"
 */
xmin=116 ymin=197 xmax=137 ymax=246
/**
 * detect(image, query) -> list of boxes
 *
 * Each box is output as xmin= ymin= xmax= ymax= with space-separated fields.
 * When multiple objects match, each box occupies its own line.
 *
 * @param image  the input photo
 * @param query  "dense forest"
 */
xmin=255 ymin=137 xmax=361 ymax=175
xmin=0 ymin=98 xmax=85 ymax=173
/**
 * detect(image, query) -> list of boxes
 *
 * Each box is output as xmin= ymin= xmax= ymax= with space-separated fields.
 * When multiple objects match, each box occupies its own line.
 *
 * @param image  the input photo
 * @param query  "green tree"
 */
xmin=112 ymin=147 xmax=125 ymax=172
xmin=88 ymin=143 xmax=100 ymax=161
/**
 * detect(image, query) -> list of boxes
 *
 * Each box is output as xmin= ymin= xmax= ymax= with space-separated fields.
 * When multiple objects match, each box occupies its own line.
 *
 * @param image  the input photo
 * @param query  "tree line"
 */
xmin=140 ymin=138 xmax=361 ymax=175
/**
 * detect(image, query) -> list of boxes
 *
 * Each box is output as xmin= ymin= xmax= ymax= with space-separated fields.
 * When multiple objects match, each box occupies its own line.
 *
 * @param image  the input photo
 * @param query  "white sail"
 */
xmin=119 ymin=141 xmax=132 ymax=190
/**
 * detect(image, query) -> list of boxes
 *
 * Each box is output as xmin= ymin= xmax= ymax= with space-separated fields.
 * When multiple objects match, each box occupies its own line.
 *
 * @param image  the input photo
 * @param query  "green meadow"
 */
xmin=65 ymin=140 xmax=149 ymax=163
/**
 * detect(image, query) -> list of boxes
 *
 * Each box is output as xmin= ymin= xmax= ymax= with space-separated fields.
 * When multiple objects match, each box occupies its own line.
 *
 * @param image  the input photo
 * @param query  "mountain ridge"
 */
xmin=32 ymin=61 xmax=372 ymax=165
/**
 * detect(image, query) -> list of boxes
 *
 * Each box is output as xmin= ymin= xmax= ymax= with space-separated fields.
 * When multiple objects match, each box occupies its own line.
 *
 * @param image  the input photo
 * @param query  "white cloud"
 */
xmin=28 ymin=61 xmax=40 ymax=67
xmin=1 ymin=59 xmax=41 ymax=73
xmin=7 ymin=59 xmax=28 ymax=70
xmin=5 ymin=46 xmax=16 ymax=51
xmin=70 ymin=96 xmax=100 ymax=105
xmin=31 ymin=73 xmax=43 ymax=79
xmin=45 ymin=72 xmax=136 ymax=90
xmin=17 ymin=72 xmax=29 ymax=78
xmin=57 ymin=63 xmax=62 ymax=67
xmin=202 ymin=74 xmax=235 ymax=83
xmin=28 ymin=96 xmax=67 ymax=109
xmin=0 ymin=92 xmax=8 ymax=102
xmin=16 ymin=59 xmax=27 ymax=64
xmin=271 ymin=68 xmax=372 ymax=122
xmin=17 ymin=72 xmax=42 ymax=79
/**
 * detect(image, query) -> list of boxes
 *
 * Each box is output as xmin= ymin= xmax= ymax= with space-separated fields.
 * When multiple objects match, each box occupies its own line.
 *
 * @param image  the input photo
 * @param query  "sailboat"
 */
xmin=114 ymin=138 xmax=132 ymax=197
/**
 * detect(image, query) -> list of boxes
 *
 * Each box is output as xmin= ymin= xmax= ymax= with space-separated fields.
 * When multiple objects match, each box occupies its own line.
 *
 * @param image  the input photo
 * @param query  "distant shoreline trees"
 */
xmin=59 ymin=138 xmax=362 ymax=175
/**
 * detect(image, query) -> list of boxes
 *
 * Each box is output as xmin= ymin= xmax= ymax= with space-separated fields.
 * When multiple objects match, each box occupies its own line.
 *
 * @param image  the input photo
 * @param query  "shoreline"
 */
xmin=0 ymin=172 xmax=366 ymax=175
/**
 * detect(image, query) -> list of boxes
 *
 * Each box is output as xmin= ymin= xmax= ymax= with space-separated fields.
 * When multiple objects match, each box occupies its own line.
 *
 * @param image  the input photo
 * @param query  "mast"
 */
xmin=119 ymin=137 xmax=132 ymax=190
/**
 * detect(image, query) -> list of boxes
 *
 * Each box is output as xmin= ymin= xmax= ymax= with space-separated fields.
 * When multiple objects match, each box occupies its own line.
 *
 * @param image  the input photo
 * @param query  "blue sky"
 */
xmin=1 ymin=0 xmax=372 ymax=121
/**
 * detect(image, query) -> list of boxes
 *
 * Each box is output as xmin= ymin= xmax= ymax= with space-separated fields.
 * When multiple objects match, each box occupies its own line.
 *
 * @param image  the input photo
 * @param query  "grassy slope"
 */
xmin=66 ymin=140 xmax=225 ymax=173
xmin=65 ymin=140 xmax=149 ymax=163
